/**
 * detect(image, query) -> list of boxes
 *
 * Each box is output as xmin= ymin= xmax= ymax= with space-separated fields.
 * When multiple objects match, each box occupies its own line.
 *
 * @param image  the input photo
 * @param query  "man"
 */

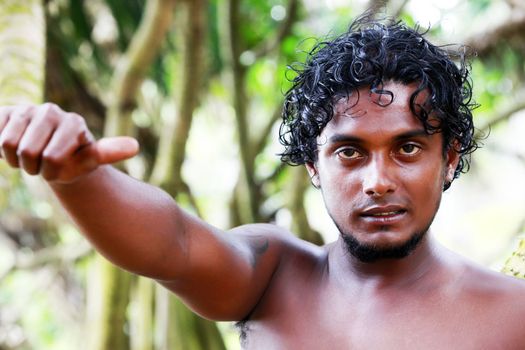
xmin=1 ymin=17 xmax=525 ymax=349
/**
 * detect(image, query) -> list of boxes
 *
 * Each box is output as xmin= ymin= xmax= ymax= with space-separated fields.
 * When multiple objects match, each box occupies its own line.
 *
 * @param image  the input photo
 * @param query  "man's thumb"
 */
xmin=95 ymin=137 xmax=139 ymax=164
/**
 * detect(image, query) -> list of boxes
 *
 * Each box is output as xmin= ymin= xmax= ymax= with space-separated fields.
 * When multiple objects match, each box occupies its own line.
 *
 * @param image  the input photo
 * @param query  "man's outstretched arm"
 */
xmin=0 ymin=104 xmax=290 ymax=320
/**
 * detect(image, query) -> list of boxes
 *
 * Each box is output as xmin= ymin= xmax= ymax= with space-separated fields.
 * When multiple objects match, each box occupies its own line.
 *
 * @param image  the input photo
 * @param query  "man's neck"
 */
xmin=328 ymin=234 xmax=445 ymax=292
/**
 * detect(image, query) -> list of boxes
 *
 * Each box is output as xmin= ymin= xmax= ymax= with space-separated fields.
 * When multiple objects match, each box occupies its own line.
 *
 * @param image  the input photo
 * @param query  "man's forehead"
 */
xmin=333 ymin=82 xmax=428 ymax=111
xmin=318 ymin=87 xmax=440 ymax=145
xmin=327 ymin=83 xmax=433 ymax=128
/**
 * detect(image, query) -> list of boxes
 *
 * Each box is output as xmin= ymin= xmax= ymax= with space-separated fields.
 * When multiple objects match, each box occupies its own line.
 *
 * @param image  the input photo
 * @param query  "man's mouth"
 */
xmin=365 ymin=210 xmax=405 ymax=217
xmin=359 ymin=206 xmax=407 ymax=223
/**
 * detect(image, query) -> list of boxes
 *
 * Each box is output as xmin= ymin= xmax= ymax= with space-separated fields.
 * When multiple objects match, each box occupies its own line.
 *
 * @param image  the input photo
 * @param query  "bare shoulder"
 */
xmin=439 ymin=247 xmax=525 ymax=296
xmin=436 ymin=246 xmax=525 ymax=313
xmin=435 ymin=253 xmax=525 ymax=344
xmin=227 ymin=222 xmax=325 ymax=262
xmin=462 ymin=261 xmax=525 ymax=294
xmin=458 ymin=259 xmax=525 ymax=314
xmin=227 ymin=222 xmax=328 ymax=292
xmin=228 ymin=224 xmax=328 ymax=320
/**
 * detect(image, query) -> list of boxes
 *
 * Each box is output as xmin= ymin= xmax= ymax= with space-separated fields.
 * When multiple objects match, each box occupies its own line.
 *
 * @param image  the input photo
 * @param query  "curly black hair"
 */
xmin=279 ymin=15 xmax=479 ymax=190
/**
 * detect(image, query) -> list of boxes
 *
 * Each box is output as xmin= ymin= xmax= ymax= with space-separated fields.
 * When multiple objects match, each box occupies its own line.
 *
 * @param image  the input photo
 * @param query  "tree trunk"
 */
xmin=0 ymin=0 xmax=45 ymax=105
xmin=87 ymin=257 xmax=132 ymax=350
xmin=89 ymin=1 xmax=177 ymax=349
xmin=226 ymin=0 xmax=259 ymax=224
xmin=288 ymin=167 xmax=324 ymax=245
xmin=149 ymin=0 xmax=227 ymax=348
xmin=130 ymin=277 xmax=155 ymax=350
xmin=105 ymin=0 xmax=177 ymax=137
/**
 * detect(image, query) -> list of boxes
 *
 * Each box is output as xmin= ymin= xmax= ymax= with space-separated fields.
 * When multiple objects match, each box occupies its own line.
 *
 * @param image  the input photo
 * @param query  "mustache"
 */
xmin=353 ymin=196 xmax=410 ymax=211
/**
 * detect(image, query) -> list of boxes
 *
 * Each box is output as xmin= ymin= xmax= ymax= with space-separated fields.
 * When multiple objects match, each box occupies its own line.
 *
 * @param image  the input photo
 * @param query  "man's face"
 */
xmin=306 ymin=82 xmax=459 ymax=262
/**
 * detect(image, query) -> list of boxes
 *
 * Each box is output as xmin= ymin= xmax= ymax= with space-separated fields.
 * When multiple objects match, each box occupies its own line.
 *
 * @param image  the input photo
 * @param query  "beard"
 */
xmin=325 ymin=187 xmax=442 ymax=263
xmin=338 ymin=225 xmax=428 ymax=263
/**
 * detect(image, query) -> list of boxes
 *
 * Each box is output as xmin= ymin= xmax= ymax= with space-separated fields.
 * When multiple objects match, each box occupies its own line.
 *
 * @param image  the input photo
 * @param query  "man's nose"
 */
xmin=362 ymin=155 xmax=397 ymax=198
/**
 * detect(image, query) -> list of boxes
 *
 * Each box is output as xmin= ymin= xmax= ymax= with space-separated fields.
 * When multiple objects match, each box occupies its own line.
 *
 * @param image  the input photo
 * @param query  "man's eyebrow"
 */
xmin=327 ymin=134 xmax=364 ymax=144
xmin=327 ymin=129 xmax=430 ymax=145
xmin=393 ymin=129 xmax=430 ymax=141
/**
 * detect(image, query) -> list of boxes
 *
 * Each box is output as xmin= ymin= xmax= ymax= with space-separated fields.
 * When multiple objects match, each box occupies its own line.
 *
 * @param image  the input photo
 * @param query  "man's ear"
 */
xmin=305 ymin=162 xmax=320 ymax=188
xmin=444 ymin=143 xmax=460 ymax=183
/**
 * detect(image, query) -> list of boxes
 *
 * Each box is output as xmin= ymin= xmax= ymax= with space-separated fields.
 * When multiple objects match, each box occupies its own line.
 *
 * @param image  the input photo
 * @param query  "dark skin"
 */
xmin=1 ymin=83 xmax=525 ymax=349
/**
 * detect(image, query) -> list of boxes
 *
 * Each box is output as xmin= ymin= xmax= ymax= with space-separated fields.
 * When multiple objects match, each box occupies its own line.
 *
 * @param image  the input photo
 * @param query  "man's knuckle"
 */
xmin=67 ymin=113 xmax=86 ymax=127
xmin=0 ymin=138 xmax=18 ymax=152
xmin=42 ymin=153 xmax=63 ymax=167
xmin=36 ymin=103 xmax=58 ymax=122
xmin=41 ymin=102 xmax=60 ymax=114
xmin=17 ymin=147 xmax=38 ymax=160
xmin=24 ymin=163 xmax=39 ymax=175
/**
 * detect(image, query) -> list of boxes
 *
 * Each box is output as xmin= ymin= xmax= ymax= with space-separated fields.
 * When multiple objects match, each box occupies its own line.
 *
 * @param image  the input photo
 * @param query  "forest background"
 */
xmin=1 ymin=0 xmax=525 ymax=349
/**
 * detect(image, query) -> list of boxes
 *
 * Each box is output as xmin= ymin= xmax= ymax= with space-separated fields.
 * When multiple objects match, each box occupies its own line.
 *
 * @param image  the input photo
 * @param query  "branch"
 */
xmin=105 ymin=0 xmax=176 ymax=137
xmin=476 ymin=88 xmax=525 ymax=137
xmin=364 ymin=0 xmax=389 ymax=15
xmin=227 ymin=0 xmax=259 ymax=222
xmin=262 ymin=159 xmax=287 ymax=184
xmin=228 ymin=182 xmax=243 ymax=228
xmin=180 ymin=180 xmax=203 ymax=218
xmin=253 ymin=0 xmax=300 ymax=59
xmin=253 ymin=104 xmax=282 ymax=156
xmin=505 ymin=0 xmax=525 ymax=11
xmin=464 ymin=12 xmax=525 ymax=58
xmin=391 ymin=0 xmax=409 ymax=18
xmin=149 ymin=0 xmax=206 ymax=203
xmin=170 ymin=0 xmax=206 ymax=188
xmin=287 ymin=166 xmax=323 ymax=245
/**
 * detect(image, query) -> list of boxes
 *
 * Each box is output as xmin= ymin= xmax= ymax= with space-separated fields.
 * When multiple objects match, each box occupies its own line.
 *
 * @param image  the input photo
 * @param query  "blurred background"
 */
xmin=1 ymin=0 xmax=525 ymax=349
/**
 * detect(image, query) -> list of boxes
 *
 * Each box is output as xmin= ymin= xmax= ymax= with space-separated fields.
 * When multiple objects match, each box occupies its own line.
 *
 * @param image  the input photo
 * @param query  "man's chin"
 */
xmin=340 ymin=230 xmax=427 ymax=263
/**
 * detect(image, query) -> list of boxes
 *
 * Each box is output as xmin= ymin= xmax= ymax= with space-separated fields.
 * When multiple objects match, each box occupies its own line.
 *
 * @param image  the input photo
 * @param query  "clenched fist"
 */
xmin=0 ymin=103 xmax=139 ymax=183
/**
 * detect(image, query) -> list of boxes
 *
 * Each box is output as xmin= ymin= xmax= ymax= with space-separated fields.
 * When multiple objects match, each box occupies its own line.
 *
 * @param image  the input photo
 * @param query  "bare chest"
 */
xmin=241 ymin=286 xmax=523 ymax=349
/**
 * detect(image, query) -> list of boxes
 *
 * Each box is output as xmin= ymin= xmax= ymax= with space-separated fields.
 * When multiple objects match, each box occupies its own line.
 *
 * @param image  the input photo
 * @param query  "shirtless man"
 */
xmin=1 ymin=17 xmax=525 ymax=349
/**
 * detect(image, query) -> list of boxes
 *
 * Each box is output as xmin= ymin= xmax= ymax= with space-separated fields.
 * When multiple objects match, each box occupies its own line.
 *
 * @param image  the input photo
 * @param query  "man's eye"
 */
xmin=337 ymin=148 xmax=361 ymax=160
xmin=399 ymin=143 xmax=421 ymax=156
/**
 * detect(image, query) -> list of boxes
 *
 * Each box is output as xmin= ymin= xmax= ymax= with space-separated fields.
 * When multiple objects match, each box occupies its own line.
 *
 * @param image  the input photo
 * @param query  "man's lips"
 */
xmin=359 ymin=205 xmax=407 ymax=223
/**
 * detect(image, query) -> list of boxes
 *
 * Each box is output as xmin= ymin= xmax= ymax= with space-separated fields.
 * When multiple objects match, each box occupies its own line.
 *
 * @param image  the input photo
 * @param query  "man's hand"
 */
xmin=0 ymin=104 xmax=139 ymax=183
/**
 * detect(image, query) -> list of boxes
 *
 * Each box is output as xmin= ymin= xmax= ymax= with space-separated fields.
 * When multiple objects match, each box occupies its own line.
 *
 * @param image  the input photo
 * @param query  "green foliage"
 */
xmin=502 ymin=239 xmax=525 ymax=279
xmin=105 ymin=0 xmax=144 ymax=49
xmin=239 ymin=0 xmax=286 ymax=48
xmin=469 ymin=0 xmax=493 ymax=13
